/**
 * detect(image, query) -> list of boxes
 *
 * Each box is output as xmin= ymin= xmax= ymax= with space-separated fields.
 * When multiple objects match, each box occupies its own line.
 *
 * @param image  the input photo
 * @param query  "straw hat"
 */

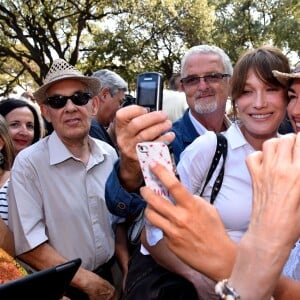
xmin=272 ymin=65 xmax=300 ymax=79
xmin=34 ymin=59 xmax=101 ymax=103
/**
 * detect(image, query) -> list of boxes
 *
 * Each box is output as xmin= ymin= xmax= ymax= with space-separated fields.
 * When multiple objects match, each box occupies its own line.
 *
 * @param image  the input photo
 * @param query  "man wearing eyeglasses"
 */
xmin=137 ymin=45 xmax=234 ymax=299
xmin=102 ymin=45 xmax=233 ymax=299
xmin=8 ymin=59 xmax=118 ymax=299
xmin=170 ymin=44 xmax=233 ymax=164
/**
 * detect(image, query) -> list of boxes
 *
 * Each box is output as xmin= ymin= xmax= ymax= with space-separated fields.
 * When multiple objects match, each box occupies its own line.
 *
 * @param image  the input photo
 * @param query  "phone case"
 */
xmin=136 ymin=141 xmax=175 ymax=246
xmin=136 ymin=142 xmax=174 ymax=202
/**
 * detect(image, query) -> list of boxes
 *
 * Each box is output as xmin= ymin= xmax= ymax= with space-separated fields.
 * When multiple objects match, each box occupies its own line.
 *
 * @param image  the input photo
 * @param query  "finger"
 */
xmin=261 ymin=137 xmax=279 ymax=168
xmin=154 ymin=132 xmax=175 ymax=145
xmin=246 ymin=151 xmax=264 ymax=217
xmin=245 ymin=150 xmax=262 ymax=181
xmin=276 ymin=133 xmax=296 ymax=165
xmin=135 ymin=119 xmax=172 ymax=143
xmin=148 ymin=161 xmax=193 ymax=208
xmin=116 ymin=104 xmax=149 ymax=122
xmin=144 ymin=203 xmax=173 ymax=236
xmin=141 ymin=185 xmax=175 ymax=215
xmin=293 ymin=132 xmax=300 ymax=163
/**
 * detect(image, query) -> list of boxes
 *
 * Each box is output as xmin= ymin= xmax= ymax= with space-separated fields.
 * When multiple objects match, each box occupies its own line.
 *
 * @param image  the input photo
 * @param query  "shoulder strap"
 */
xmin=200 ymin=133 xmax=227 ymax=204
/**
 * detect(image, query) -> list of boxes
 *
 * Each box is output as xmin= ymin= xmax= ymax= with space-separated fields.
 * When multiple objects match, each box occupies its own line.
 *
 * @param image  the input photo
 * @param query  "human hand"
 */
xmin=73 ymin=268 xmax=116 ymax=300
xmin=142 ymin=161 xmax=236 ymax=280
xmin=227 ymin=133 xmax=300 ymax=300
xmin=115 ymin=105 xmax=174 ymax=191
xmin=246 ymin=133 xmax=300 ymax=251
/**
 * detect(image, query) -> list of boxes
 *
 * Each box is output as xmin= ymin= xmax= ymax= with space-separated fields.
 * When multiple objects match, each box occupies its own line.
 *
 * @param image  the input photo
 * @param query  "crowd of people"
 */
xmin=0 ymin=43 xmax=299 ymax=300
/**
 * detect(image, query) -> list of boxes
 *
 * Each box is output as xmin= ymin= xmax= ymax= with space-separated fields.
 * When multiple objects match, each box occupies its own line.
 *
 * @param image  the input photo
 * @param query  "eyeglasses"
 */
xmin=180 ymin=73 xmax=230 ymax=86
xmin=46 ymin=92 xmax=92 ymax=109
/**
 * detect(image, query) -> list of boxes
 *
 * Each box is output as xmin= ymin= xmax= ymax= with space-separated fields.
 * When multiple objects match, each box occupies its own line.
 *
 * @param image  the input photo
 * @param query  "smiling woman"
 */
xmin=145 ymin=46 xmax=291 ymax=298
xmin=0 ymin=98 xmax=42 ymax=154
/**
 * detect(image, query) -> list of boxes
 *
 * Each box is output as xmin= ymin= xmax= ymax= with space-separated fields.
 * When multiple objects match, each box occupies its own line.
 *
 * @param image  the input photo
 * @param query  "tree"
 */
xmin=0 ymin=0 xmax=214 ymax=96
xmin=210 ymin=0 xmax=300 ymax=64
xmin=0 ymin=0 xmax=299 ymax=96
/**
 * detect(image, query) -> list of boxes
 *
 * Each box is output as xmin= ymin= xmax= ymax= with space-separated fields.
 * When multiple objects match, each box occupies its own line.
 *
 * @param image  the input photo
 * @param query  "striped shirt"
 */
xmin=0 ymin=178 xmax=9 ymax=224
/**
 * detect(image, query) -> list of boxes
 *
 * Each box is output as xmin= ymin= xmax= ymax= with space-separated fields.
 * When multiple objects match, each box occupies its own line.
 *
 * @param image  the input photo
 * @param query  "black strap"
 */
xmin=200 ymin=133 xmax=227 ymax=204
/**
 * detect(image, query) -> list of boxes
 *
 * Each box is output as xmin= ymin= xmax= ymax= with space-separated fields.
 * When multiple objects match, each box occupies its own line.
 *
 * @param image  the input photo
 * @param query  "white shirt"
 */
xmin=144 ymin=123 xmax=254 ymax=248
xmin=283 ymin=240 xmax=300 ymax=281
xmin=8 ymin=131 xmax=117 ymax=271
xmin=178 ymin=123 xmax=255 ymax=242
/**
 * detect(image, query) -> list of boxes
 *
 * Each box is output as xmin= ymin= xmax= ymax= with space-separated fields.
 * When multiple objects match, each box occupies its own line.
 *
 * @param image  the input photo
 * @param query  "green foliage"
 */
xmin=210 ymin=0 xmax=300 ymax=64
xmin=0 ymin=0 xmax=298 ymax=95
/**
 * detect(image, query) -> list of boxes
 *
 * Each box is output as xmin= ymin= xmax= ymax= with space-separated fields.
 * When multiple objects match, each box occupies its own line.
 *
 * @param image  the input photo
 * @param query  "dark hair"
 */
xmin=0 ymin=98 xmax=41 ymax=144
xmin=231 ymin=46 xmax=290 ymax=119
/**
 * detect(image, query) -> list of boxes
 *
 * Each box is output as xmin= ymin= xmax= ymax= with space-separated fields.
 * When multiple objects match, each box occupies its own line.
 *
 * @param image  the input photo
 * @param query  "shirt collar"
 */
xmin=188 ymin=110 xmax=232 ymax=135
xmin=188 ymin=110 xmax=207 ymax=135
xmin=48 ymin=131 xmax=107 ymax=166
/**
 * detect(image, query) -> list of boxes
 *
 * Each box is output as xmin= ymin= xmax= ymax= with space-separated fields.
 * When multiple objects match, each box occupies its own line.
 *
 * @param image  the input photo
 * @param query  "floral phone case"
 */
xmin=136 ymin=141 xmax=175 ymax=202
xmin=136 ymin=141 xmax=175 ymax=246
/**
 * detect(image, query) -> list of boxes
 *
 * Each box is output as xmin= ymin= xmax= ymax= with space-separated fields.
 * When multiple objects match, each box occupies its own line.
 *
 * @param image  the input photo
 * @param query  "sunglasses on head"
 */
xmin=46 ymin=92 xmax=92 ymax=109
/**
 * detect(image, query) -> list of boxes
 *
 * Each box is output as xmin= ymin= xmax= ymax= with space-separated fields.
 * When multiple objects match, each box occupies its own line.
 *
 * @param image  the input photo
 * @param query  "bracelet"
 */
xmin=215 ymin=279 xmax=275 ymax=300
xmin=215 ymin=279 xmax=240 ymax=300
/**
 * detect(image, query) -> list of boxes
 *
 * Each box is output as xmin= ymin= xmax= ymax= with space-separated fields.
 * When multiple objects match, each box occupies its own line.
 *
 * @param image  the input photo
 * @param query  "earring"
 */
xmin=0 ymin=151 xmax=4 ymax=166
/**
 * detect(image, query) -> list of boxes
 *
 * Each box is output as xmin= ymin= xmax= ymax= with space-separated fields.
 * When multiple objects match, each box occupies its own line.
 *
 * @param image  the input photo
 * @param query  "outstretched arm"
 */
xmin=142 ymin=133 xmax=300 ymax=299
xmin=141 ymin=161 xmax=236 ymax=280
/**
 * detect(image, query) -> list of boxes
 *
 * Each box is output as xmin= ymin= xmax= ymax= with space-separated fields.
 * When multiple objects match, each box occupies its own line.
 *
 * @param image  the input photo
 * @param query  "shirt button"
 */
xmin=117 ymin=202 xmax=126 ymax=210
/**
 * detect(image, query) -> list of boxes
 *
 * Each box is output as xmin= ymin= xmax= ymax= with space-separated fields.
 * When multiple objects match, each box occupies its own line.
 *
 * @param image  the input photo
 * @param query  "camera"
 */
xmin=136 ymin=72 xmax=164 ymax=111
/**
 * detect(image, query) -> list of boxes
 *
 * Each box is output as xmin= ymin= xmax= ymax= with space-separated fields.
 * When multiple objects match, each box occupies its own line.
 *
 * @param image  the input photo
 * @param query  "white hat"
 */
xmin=34 ymin=59 xmax=101 ymax=103
xmin=272 ymin=65 xmax=300 ymax=79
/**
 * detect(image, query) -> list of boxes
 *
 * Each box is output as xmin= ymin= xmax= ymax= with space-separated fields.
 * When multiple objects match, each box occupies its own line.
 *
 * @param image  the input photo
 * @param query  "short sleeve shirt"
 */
xmin=8 ymin=132 xmax=118 ymax=271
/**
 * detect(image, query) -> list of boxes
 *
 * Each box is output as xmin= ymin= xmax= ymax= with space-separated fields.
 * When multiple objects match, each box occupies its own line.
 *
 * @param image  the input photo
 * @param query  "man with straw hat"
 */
xmin=8 ymin=59 xmax=118 ymax=299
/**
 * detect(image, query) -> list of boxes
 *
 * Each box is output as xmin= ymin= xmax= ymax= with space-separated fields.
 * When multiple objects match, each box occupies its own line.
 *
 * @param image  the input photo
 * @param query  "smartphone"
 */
xmin=136 ymin=141 xmax=175 ymax=203
xmin=136 ymin=72 xmax=164 ymax=111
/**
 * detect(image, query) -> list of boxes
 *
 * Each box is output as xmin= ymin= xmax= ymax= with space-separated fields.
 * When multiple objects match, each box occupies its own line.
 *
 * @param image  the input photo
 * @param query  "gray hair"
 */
xmin=91 ymin=69 xmax=128 ymax=96
xmin=181 ymin=45 xmax=233 ymax=76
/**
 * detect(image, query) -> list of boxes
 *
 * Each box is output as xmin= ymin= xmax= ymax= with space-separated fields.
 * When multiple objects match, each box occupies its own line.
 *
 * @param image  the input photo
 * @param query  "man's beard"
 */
xmin=194 ymin=98 xmax=218 ymax=114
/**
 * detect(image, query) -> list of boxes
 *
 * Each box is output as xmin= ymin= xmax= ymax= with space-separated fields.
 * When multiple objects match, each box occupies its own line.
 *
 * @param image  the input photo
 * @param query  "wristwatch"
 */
xmin=215 ymin=279 xmax=275 ymax=300
xmin=215 ymin=279 xmax=241 ymax=300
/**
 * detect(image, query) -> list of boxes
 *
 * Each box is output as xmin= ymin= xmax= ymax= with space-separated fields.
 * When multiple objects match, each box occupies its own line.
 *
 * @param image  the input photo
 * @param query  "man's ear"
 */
xmin=91 ymin=95 xmax=100 ymax=116
xmin=40 ymin=104 xmax=52 ymax=123
xmin=100 ymin=87 xmax=111 ymax=101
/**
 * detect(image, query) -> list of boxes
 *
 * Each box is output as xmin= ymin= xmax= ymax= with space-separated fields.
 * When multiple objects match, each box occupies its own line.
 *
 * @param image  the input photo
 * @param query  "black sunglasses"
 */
xmin=46 ymin=92 xmax=92 ymax=109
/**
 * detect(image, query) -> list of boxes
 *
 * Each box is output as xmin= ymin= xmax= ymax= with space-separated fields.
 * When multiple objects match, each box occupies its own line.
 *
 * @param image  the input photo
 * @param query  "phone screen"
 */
xmin=138 ymin=80 xmax=158 ymax=106
xmin=136 ymin=72 xmax=163 ymax=110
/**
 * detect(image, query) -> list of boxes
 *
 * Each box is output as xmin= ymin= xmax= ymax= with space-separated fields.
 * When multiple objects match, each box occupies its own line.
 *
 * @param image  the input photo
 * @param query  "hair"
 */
xmin=91 ymin=69 xmax=128 ymax=96
xmin=169 ymin=73 xmax=181 ymax=91
xmin=231 ymin=46 xmax=290 ymax=119
xmin=181 ymin=44 xmax=233 ymax=77
xmin=0 ymin=98 xmax=42 ymax=144
xmin=0 ymin=115 xmax=15 ymax=170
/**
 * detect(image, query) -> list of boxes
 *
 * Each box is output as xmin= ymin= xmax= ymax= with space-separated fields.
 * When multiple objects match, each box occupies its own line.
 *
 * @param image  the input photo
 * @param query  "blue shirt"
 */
xmin=170 ymin=109 xmax=199 ymax=165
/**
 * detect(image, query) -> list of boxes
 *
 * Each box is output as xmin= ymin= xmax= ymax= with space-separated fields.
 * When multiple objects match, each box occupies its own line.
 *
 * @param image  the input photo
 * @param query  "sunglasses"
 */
xmin=46 ymin=92 xmax=92 ymax=109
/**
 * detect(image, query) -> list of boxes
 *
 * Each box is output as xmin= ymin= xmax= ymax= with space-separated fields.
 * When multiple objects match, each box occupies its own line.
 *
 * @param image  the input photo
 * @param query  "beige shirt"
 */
xmin=8 ymin=132 xmax=117 ymax=271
